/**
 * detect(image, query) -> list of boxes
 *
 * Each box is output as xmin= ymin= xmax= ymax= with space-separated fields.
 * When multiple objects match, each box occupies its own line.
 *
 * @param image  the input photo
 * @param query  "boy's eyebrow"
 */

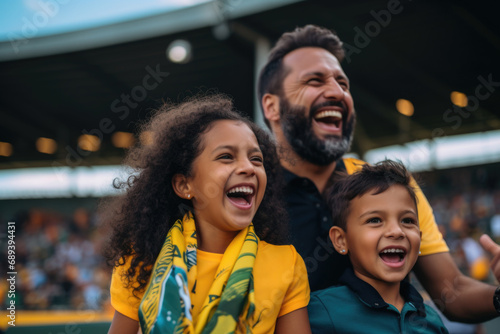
xmin=358 ymin=209 xmax=417 ymax=219
xmin=358 ymin=210 xmax=382 ymax=219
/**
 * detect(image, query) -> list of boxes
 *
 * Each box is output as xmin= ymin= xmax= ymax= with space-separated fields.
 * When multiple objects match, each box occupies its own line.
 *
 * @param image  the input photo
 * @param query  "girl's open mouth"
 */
xmin=226 ymin=185 xmax=255 ymax=210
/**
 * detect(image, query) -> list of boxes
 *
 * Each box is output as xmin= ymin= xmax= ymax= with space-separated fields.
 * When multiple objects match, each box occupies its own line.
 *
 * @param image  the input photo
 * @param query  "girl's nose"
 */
xmin=236 ymin=158 xmax=256 ymax=175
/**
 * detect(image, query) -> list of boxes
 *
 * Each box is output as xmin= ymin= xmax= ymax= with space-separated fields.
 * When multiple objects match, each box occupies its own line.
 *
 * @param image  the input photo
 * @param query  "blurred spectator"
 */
xmin=0 ymin=207 xmax=111 ymax=311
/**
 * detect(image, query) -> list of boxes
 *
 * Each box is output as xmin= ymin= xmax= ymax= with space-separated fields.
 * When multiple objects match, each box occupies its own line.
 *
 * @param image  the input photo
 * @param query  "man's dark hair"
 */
xmin=326 ymin=160 xmax=418 ymax=230
xmin=257 ymin=25 xmax=345 ymax=128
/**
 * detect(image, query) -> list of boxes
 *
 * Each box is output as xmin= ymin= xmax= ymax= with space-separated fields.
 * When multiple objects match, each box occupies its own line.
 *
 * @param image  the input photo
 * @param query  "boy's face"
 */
xmin=331 ymin=185 xmax=421 ymax=289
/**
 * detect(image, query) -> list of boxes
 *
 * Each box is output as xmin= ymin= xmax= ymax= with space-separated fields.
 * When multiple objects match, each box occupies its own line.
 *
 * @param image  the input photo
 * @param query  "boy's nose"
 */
xmin=385 ymin=220 xmax=405 ymax=238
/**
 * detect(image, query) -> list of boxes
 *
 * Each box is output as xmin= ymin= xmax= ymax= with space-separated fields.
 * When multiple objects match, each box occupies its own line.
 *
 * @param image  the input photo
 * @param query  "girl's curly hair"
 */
xmin=102 ymin=93 xmax=288 ymax=295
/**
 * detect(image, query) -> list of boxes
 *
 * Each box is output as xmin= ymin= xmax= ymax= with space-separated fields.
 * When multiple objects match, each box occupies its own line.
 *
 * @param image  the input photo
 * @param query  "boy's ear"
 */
xmin=172 ymin=174 xmax=192 ymax=200
xmin=329 ymin=226 xmax=348 ymax=255
xmin=262 ymin=93 xmax=281 ymax=122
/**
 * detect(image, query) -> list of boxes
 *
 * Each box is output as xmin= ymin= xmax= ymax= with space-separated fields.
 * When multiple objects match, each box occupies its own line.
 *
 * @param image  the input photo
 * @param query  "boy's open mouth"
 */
xmin=226 ymin=185 xmax=254 ymax=208
xmin=379 ymin=248 xmax=406 ymax=264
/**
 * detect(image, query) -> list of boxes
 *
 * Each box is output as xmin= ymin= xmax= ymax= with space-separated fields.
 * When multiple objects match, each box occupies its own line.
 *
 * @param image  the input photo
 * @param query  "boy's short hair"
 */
xmin=326 ymin=160 xmax=418 ymax=230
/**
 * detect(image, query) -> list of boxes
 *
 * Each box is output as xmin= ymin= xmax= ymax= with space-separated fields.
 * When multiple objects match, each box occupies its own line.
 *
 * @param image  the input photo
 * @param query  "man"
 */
xmin=258 ymin=24 xmax=500 ymax=322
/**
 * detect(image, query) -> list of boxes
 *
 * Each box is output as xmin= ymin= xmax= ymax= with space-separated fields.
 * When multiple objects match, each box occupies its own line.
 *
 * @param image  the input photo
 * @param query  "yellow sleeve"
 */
xmin=278 ymin=246 xmax=310 ymax=318
xmin=411 ymin=179 xmax=449 ymax=255
xmin=110 ymin=256 xmax=144 ymax=321
xmin=343 ymin=158 xmax=449 ymax=256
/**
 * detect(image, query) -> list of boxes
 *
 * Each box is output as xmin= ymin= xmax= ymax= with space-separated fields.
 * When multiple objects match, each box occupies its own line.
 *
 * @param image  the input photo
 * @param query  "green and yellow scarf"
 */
xmin=139 ymin=212 xmax=257 ymax=334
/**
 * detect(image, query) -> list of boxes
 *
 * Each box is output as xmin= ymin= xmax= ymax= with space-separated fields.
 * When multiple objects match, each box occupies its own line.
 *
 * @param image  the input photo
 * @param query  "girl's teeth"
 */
xmin=227 ymin=186 xmax=253 ymax=194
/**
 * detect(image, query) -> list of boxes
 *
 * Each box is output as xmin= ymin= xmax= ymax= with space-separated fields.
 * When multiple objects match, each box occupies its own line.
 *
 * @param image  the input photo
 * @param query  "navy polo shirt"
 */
xmin=308 ymin=268 xmax=449 ymax=333
xmin=282 ymin=159 xmax=351 ymax=292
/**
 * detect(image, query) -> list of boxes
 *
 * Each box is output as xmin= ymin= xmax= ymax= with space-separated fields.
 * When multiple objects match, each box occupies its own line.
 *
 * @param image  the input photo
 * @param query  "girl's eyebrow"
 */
xmin=212 ymin=145 xmax=235 ymax=153
xmin=211 ymin=145 xmax=262 ymax=154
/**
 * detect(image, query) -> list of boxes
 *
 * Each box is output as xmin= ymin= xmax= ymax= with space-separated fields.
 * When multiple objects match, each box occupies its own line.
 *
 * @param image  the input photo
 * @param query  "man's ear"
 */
xmin=329 ymin=226 xmax=348 ymax=255
xmin=262 ymin=93 xmax=281 ymax=122
xmin=172 ymin=174 xmax=192 ymax=200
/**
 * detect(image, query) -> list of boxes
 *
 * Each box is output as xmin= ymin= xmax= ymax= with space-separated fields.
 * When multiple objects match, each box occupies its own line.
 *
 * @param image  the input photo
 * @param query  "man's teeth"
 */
xmin=227 ymin=186 xmax=254 ymax=195
xmin=315 ymin=110 xmax=342 ymax=119
xmin=380 ymin=249 xmax=405 ymax=254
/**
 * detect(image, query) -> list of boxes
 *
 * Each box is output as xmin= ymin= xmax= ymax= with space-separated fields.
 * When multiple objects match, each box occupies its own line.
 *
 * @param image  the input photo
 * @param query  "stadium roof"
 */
xmin=0 ymin=0 xmax=499 ymax=170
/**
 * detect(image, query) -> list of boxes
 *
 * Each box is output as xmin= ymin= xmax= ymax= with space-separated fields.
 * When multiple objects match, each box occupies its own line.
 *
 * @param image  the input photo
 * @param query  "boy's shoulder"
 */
xmin=310 ymin=284 xmax=356 ymax=307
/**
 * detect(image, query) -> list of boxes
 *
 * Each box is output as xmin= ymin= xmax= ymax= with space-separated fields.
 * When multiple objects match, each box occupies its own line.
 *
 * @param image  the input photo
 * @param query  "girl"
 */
xmin=104 ymin=94 xmax=311 ymax=334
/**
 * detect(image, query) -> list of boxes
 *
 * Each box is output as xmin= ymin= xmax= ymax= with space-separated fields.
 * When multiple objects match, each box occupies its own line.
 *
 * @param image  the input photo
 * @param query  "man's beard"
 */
xmin=280 ymin=98 xmax=355 ymax=166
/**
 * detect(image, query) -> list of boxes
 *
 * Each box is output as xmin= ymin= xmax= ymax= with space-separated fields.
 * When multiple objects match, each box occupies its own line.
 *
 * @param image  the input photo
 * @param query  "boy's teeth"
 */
xmin=381 ymin=249 xmax=404 ymax=254
xmin=315 ymin=110 xmax=342 ymax=119
xmin=227 ymin=186 xmax=253 ymax=194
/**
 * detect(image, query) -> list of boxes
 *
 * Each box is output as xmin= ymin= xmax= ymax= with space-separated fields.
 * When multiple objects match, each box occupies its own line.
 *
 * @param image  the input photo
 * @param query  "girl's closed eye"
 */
xmin=250 ymin=154 xmax=264 ymax=165
xmin=217 ymin=153 xmax=233 ymax=161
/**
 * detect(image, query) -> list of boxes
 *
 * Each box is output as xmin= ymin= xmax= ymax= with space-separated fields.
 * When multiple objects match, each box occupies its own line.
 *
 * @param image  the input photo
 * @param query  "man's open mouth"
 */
xmin=313 ymin=110 xmax=342 ymax=130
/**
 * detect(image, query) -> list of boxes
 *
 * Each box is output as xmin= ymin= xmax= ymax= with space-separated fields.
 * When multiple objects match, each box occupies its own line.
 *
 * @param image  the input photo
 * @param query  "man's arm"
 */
xmin=414 ymin=249 xmax=498 ymax=323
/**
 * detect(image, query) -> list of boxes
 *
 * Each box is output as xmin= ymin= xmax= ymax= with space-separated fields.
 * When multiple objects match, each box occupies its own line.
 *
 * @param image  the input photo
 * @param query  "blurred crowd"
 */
xmin=0 ymin=207 xmax=112 ymax=311
xmin=1 ymin=168 xmax=499 ymax=312
xmin=429 ymin=188 xmax=500 ymax=283
xmin=421 ymin=164 xmax=500 ymax=284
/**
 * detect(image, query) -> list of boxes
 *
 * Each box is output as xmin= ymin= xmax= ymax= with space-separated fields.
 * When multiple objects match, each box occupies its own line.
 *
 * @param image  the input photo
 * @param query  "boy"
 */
xmin=308 ymin=160 xmax=448 ymax=333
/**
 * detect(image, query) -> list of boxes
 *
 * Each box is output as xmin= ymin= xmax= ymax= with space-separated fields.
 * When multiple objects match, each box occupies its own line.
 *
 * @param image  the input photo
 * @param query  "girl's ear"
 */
xmin=172 ymin=174 xmax=192 ymax=200
xmin=329 ymin=226 xmax=348 ymax=255
xmin=262 ymin=93 xmax=281 ymax=122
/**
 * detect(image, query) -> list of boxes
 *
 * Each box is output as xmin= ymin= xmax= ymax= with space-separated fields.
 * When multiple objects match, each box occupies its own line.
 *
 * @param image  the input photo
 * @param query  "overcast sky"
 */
xmin=0 ymin=0 xmax=210 ymax=41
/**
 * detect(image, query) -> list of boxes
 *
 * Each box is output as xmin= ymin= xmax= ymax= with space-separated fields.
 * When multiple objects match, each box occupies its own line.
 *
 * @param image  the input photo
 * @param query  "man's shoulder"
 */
xmin=342 ymin=157 xmax=367 ymax=174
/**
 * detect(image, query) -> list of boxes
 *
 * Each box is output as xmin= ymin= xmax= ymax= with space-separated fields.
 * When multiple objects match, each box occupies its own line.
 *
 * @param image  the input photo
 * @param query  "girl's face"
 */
xmin=185 ymin=120 xmax=267 ymax=246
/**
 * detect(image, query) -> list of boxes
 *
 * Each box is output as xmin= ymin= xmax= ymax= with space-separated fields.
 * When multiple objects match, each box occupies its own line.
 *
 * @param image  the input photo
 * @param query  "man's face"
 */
xmin=279 ymin=47 xmax=355 ymax=165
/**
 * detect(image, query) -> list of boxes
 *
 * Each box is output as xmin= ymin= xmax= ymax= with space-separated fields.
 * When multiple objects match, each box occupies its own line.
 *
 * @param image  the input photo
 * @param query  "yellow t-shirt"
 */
xmin=110 ymin=241 xmax=310 ymax=333
xmin=343 ymin=157 xmax=449 ymax=255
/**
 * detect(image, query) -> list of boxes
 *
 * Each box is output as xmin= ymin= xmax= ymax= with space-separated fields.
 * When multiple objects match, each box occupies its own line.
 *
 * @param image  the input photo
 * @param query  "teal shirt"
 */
xmin=308 ymin=269 xmax=448 ymax=334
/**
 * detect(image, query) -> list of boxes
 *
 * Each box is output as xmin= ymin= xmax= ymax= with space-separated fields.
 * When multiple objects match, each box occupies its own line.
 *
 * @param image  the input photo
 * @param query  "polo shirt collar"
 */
xmin=338 ymin=268 xmax=427 ymax=316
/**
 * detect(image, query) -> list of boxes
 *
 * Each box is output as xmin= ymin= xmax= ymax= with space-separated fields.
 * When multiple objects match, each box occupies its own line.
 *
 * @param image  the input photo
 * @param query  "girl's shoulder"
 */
xmin=256 ymin=241 xmax=303 ymax=266
xmin=258 ymin=240 xmax=298 ymax=253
